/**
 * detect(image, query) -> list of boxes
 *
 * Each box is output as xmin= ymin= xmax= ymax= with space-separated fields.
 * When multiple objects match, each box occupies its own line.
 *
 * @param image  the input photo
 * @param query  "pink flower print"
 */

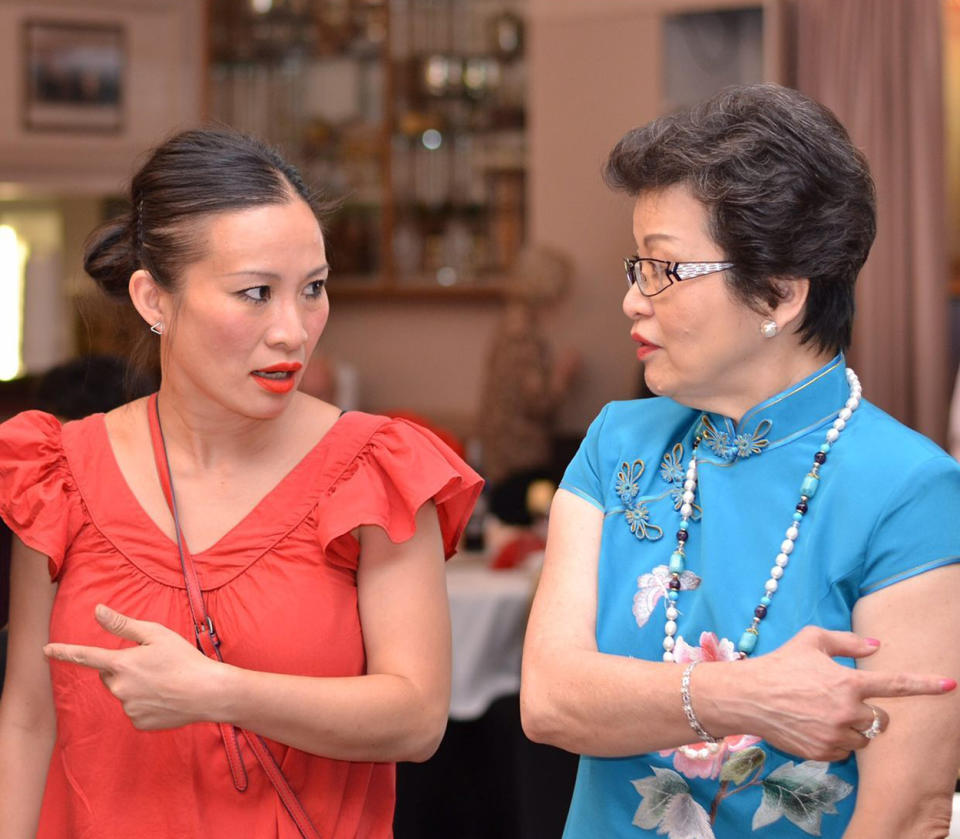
xmin=660 ymin=631 xmax=761 ymax=779
xmin=673 ymin=630 xmax=738 ymax=665
xmin=661 ymin=733 xmax=762 ymax=780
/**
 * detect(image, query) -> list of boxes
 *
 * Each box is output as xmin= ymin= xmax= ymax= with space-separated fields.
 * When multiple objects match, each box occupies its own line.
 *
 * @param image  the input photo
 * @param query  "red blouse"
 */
xmin=0 ymin=408 xmax=482 ymax=838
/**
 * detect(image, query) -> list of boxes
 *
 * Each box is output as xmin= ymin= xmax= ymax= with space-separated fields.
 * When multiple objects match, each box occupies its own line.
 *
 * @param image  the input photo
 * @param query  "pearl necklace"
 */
xmin=662 ymin=369 xmax=862 ymax=758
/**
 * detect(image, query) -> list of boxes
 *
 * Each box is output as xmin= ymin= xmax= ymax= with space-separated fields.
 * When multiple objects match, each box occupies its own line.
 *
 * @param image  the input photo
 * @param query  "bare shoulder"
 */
xmin=286 ymin=393 xmax=342 ymax=455
xmin=100 ymin=398 xmax=155 ymax=485
xmin=103 ymin=396 xmax=147 ymax=426
xmin=102 ymin=397 xmax=151 ymax=447
xmin=288 ymin=391 xmax=345 ymax=445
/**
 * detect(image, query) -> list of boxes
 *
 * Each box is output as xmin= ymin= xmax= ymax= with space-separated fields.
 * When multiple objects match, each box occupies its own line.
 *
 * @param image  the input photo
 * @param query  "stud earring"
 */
xmin=150 ymin=321 xmax=164 ymax=335
xmin=760 ymin=319 xmax=779 ymax=339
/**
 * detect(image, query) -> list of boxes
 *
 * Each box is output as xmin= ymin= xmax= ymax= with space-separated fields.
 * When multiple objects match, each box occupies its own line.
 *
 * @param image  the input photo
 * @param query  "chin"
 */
xmin=643 ymin=372 xmax=704 ymax=411
xmin=250 ymin=392 xmax=294 ymax=418
xmin=641 ymin=367 xmax=670 ymax=398
xmin=219 ymin=383 xmax=292 ymax=420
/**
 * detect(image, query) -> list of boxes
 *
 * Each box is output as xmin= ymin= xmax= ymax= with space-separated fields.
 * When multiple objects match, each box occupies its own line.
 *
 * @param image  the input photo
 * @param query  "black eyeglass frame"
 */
xmin=623 ymin=256 xmax=735 ymax=298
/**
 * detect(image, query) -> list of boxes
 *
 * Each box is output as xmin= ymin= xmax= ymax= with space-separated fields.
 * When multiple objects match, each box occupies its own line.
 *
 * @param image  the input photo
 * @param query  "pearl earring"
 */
xmin=760 ymin=320 xmax=779 ymax=339
xmin=150 ymin=321 xmax=164 ymax=335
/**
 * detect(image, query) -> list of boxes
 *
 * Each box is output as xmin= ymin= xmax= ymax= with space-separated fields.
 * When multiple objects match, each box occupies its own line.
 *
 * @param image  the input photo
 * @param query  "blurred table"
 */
xmin=446 ymin=552 xmax=539 ymax=720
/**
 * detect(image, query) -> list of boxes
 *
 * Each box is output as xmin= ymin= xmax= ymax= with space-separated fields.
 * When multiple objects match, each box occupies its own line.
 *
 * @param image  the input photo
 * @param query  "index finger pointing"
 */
xmin=43 ymin=642 xmax=116 ymax=672
xmin=859 ymin=670 xmax=957 ymax=699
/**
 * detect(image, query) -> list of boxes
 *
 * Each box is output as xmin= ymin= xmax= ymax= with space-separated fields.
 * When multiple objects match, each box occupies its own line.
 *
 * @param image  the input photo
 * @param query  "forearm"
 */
xmin=0 ymin=715 xmax=55 ymax=839
xmin=207 ymin=664 xmax=449 ymax=763
xmin=523 ymin=492 xmax=745 ymax=756
xmin=521 ymin=644 xmax=741 ymax=756
xmin=521 ymin=625 xmax=942 ymax=762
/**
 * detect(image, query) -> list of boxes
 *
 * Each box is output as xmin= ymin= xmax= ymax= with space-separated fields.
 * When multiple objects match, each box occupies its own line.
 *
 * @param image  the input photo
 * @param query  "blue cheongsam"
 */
xmin=558 ymin=356 xmax=960 ymax=838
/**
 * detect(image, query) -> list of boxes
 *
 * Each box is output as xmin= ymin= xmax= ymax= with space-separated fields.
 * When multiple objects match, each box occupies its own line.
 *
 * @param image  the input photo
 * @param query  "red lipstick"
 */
xmin=251 ymin=362 xmax=302 ymax=394
xmin=631 ymin=333 xmax=660 ymax=362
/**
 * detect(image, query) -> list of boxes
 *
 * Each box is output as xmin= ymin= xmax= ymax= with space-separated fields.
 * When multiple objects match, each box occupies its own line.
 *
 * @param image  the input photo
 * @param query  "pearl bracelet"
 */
xmin=680 ymin=661 xmax=717 ymax=744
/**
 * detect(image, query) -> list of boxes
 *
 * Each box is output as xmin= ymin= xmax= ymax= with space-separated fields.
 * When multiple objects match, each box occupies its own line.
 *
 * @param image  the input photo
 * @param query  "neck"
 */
xmin=686 ymin=344 xmax=836 ymax=425
xmin=154 ymin=381 xmax=296 ymax=471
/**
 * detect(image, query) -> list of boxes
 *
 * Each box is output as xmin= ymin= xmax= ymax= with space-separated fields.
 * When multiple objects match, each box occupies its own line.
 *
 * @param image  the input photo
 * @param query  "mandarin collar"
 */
xmin=693 ymin=355 xmax=848 ymax=464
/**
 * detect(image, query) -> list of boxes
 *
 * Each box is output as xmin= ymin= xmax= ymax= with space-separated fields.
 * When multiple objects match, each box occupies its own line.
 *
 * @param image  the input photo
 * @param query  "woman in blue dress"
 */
xmin=521 ymin=84 xmax=960 ymax=838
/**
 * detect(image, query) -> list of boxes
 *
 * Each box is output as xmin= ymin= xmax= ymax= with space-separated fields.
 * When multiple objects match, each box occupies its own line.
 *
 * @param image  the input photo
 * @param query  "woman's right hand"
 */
xmin=703 ymin=625 xmax=956 ymax=762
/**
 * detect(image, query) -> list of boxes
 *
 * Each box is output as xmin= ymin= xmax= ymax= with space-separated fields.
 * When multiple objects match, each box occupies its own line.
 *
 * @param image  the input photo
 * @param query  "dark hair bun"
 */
xmin=83 ymin=215 xmax=138 ymax=301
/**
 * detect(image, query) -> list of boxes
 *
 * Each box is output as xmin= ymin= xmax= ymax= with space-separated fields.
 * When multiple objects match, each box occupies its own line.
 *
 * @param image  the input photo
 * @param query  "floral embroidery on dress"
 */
xmin=631 ymin=632 xmax=854 ymax=837
xmin=616 ymin=459 xmax=664 ymax=541
xmin=625 ymin=504 xmax=663 ymax=541
xmin=617 ymin=459 xmax=645 ymax=501
xmin=659 ymin=443 xmax=685 ymax=485
xmin=660 ymin=442 xmax=702 ymax=519
xmin=658 ymin=635 xmax=762 ymax=780
xmin=733 ymin=418 xmax=773 ymax=459
xmin=699 ymin=416 xmax=735 ymax=460
xmin=700 ymin=416 xmax=773 ymax=461
xmin=633 ymin=565 xmax=701 ymax=629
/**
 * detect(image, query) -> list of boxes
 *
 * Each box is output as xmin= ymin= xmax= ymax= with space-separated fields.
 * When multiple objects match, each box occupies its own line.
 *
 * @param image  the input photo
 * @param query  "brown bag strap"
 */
xmin=148 ymin=394 xmax=321 ymax=839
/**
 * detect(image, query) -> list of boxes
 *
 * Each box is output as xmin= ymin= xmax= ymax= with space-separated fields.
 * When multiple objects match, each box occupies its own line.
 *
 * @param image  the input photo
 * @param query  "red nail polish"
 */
xmin=941 ymin=678 xmax=957 ymax=691
xmin=864 ymin=638 xmax=881 ymax=647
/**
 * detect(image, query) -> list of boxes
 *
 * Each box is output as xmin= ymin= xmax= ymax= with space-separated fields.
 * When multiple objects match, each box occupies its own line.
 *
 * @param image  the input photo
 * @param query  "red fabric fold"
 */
xmin=317 ymin=415 xmax=483 ymax=564
xmin=0 ymin=410 xmax=85 ymax=577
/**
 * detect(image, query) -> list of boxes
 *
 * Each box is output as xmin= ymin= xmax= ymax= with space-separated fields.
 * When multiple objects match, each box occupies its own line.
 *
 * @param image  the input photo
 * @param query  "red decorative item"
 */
xmin=490 ymin=531 xmax=545 ymax=570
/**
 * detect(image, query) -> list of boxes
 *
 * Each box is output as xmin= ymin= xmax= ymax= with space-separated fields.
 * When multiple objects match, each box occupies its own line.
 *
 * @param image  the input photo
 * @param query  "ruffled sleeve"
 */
xmin=317 ymin=414 xmax=483 ymax=560
xmin=0 ymin=410 xmax=84 ymax=578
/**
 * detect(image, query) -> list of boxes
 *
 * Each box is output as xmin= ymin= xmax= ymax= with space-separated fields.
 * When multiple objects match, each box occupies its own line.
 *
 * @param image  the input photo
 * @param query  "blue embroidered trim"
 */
xmin=700 ymin=415 xmax=772 ymax=462
xmin=615 ymin=459 xmax=644 ymax=502
xmin=700 ymin=415 xmax=734 ymax=459
xmin=659 ymin=442 xmax=702 ymax=519
xmin=733 ymin=417 xmax=772 ymax=458
xmin=615 ymin=459 xmax=664 ymax=542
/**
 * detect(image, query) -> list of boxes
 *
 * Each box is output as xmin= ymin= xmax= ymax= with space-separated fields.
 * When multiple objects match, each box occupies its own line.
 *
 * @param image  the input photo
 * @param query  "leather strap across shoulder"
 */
xmin=146 ymin=393 xmax=321 ymax=839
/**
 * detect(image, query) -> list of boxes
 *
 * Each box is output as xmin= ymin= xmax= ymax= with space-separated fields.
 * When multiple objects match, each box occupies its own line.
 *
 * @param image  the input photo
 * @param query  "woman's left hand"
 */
xmin=44 ymin=604 xmax=217 ymax=730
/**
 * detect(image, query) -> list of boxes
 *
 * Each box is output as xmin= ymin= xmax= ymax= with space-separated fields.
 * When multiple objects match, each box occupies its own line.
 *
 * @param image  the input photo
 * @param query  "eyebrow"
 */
xmin=641 ymin=233 xmax=681 ymax=249
xmin=224 ymin=265 xmax=330 ymax=281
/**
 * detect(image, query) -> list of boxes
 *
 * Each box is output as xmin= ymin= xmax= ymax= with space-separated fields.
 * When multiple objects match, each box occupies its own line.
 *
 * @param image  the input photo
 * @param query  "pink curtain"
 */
xmin=792 ymin=0 xmax=951 ymax=444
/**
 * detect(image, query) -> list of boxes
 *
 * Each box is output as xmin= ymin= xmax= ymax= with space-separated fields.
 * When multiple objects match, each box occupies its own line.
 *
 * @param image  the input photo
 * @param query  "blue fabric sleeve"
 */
xmin=859 ymin=454 xmax=960 ymax=595
xmin=558 ymin=403 xmax=611 ymax=512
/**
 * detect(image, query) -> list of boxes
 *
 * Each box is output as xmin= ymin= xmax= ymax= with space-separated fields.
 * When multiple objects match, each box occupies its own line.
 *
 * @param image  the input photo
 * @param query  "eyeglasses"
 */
xmin=623 ymin=257 xmax=735 ymax=297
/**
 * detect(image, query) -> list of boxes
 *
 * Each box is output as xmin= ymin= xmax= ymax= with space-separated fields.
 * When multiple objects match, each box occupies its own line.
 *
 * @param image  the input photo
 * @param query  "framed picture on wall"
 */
xmin=23 ymin=21 xmax=125 ymax=133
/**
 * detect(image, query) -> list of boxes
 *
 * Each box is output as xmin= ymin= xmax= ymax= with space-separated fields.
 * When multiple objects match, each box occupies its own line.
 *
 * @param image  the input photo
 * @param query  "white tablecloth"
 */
xmin=446 ymin=553 xmax=540 ymax=721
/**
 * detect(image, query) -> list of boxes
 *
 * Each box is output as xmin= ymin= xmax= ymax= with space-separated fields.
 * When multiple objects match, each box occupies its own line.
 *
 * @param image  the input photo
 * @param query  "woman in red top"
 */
xmin=0 ymin=129 xmax=482 ymax=838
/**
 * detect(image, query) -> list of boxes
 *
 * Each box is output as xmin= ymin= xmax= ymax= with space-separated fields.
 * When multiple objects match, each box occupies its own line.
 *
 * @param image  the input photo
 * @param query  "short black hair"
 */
xmin=604 ymin=83 xmax=876 ymax=354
